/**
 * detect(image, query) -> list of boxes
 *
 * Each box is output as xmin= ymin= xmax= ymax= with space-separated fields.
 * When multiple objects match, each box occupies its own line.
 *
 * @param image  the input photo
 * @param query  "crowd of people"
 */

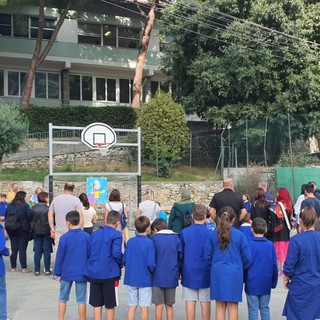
xmin=0 ymin=178 xmax=320 ymax=320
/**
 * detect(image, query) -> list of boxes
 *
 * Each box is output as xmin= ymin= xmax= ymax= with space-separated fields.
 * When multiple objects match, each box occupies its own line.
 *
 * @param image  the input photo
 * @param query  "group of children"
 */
xmin=51 ymin=202 xmax=278 ymax=320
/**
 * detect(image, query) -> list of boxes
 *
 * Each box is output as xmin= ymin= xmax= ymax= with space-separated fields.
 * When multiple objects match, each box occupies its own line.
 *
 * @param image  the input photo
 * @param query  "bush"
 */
xmin=277 ymin=152 xmax=320 ymax=167
xmin=21 ymin=105 xmax=137 ymax=133
xmin=137 ymin=92 xmax=189 ymax=177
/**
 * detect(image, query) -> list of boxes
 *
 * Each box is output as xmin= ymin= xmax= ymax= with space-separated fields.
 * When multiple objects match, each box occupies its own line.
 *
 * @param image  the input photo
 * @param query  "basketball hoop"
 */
xmin=96 ymin=143 xmax=110 ymax=156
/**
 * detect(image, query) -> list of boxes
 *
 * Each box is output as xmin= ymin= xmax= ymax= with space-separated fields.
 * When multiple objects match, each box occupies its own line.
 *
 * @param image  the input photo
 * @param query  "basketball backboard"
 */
xmin=81 ymin=122 xmax=117 ymax=149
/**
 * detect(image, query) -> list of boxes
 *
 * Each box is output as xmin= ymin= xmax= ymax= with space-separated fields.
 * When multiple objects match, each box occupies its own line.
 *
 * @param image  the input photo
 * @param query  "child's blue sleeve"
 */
xmin=147 ymin=242 xmax=156 ymax=274
xmin=271 ymin=246 xmax=278 ymax=288
xmin=240 ymin=233 xmax=251 ymax=271
xmin=283 ymin=239 xmax=299 ymax=278
xmin=111 ymin=235 xmax=123 ymax=265
xmin=204 ymin=236 xmax=213 ymax=265
xmin=54 ymin=238 xmax=65 ymax=276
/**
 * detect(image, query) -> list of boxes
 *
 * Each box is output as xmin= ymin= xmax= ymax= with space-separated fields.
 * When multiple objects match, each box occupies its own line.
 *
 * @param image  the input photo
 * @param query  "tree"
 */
xmin=0 ymin=102 xmax=29 ymax=172
xmin=137 ymin=91 xmax=189 ymax=177
xmin=20 ymin=0 xmax=74 ymax=108
xmin=160 ymin=0 xmax=320 ymax=126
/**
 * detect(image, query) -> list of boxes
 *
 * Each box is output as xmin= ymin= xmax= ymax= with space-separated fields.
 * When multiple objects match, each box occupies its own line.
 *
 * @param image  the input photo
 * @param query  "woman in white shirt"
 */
xmin=105 ymin=189 xmax=128 ymax=241
xmin=136 ymin=189 xmax=160 ymax=222
xmin=79 ymin=193 xmax=97 ymax=234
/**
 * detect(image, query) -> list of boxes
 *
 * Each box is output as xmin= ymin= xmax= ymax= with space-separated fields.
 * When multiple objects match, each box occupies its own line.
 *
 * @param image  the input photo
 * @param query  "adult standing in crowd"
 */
xmin=79 ymin=193 xmax=97 ymax=235
xmin=48 ymin=182 xmax=83 ymax=257
xmin=270 ymin=188 xmax=293 ymax=275
xmin=209 ymin=178 xmax=246 ymax=227
xmin=169 ymin=189 xmax=195 ymax=233
xmin=258 ymin=181 xmax=275 ymax=203
xmin=283 ymin=207 xmax=320 ymax=319
xmin=251 ymin=188 xmax=271 ymax=224
xmin=5 ymin=191 xmax=32 ymax=273
xmin=105 ymin=189 xmax=128 ymax=241
xmin=7 ymin=183 xmax=19 ymax=204
xmin=293 ymin=184 xmax=306 ymax=220
xmin=136 ymin=189 xmax=161 ymax=222
xmin=300 ymin=182 xmax=320 ymax=228
xmin=31 ymin=191 xmax=52 ymax=276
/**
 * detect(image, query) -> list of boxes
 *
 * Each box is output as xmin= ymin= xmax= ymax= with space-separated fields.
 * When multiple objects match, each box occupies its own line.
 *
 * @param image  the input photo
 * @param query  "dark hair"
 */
xmin=217 ymin=207 xmax=236 ymax=250
xmin=64 ymin=182 xmax=75 ymax=192
xmin=0 ymin=194 xmax=6 ymax=198
xmin=135 ymin=216 xmax=150 ymax=233
xmin=151 ymin=218 xmax=167 ymax=232
xmin=107 ymin=210 xmax=120 ymax=225
xmin=37 ymin=191 xmax=48 ymax=203
xmin=254 ymin=188 xmax=267 ymax=208
xmin=300 ymin=184 xmax=307 ymax=195
xmin=305 ymin=182 xmax=315 ymax=194
xmin=79 ymin=193 xmax=90 ymax=210
xmin=192 ymin=204 xmax=207 ymax=221
xmin=109 ymin=189 xmax=121 ymax=202
xmin=66 ymin=210 xmax=80 ymax=226
xmin=12 ymin=191 xmax=27 ymax=205
xmin=252 ymin=217 xmax=267 ymax=235
xmin=300 ymin=207 xmax=317 ymax=229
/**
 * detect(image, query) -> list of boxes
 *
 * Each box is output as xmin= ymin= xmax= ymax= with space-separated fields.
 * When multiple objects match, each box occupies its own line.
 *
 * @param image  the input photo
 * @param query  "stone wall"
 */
xmin=0 ymin=180 xmax=223 ymax=222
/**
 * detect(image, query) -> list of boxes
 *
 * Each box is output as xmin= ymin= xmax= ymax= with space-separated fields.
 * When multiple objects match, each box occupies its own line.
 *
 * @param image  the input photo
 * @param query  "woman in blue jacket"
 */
xmin=5 ymin=191 xmax=32 ymax=273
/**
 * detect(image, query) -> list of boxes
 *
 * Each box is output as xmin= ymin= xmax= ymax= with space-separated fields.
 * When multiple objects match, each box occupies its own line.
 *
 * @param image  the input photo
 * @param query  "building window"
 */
xmin=103 ymin=25 xmax=116 ymax=46
xmin=48 ymin=73 xmax=60 ymax=99
xmin=34 ymin=72 xmax=59 ymax=99
xmin=118 ymin=27 xmax=140 ymax=49
xmin=0 ymin=13 xmax=11 ymax=36
xmin=151 ymin=81 xmax=159 ymax=97
xmin=8 ymin=71 xmax=27 ymax=96
xmin=120 ymin=79 xmax=130 ymax=103
xmin=0 ymin=70 xmax=3 ymax=96
xmin=70 ymin=75 xmax=92 ymax=101
xmin=30 ymin=17 xmax=55 ymax=39
xmin=78 ymin=22 xmax=101 ymax=45
xmin=96 ymin=78 xmax=116 ymax=101
xmin=35 ymin=72 xmax=46 ymax=98
xmin=13 ymin=15 xmax=28 ymax=37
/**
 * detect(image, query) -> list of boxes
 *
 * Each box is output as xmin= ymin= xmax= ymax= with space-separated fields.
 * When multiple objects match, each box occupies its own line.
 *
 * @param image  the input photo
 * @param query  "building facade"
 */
xmin=0 ymin=2 xmax=168 ymax=107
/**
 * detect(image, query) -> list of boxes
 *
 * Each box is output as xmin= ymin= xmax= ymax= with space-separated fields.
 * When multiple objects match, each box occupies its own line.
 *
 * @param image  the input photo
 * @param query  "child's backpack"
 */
xmin=5 ymin=210 xmax=20 ymax=231
xmin=267 ymin=202 xmax=291 ymax=234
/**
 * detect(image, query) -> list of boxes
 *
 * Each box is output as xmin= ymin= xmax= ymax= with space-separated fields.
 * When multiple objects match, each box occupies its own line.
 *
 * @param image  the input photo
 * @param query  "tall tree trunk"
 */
xmin=20 ymin=0 xmax=44 ymax=109
xmin=132 ymin=0 xmax=156 ymax=108
xmin=20 ymin=0 xmax=72 ymax=109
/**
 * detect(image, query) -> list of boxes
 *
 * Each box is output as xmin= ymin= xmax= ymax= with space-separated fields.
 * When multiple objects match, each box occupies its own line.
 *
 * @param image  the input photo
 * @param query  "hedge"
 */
xmin=21 ymin=105 xmax=137 ymax=133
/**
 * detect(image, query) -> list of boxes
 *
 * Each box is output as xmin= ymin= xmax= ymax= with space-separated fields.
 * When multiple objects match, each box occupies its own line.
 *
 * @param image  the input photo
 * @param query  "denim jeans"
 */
xmin=246 ymin=294 xmax=270 ymax=320
xmin=33 ymin=234 xmax=53 ymax=273
xmin=0 ymin=275 xmax=7 ymax=320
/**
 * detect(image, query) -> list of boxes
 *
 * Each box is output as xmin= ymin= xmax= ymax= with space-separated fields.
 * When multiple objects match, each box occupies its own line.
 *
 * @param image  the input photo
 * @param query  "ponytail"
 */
xmin=217 ymin=207 xmax=236 ymax=251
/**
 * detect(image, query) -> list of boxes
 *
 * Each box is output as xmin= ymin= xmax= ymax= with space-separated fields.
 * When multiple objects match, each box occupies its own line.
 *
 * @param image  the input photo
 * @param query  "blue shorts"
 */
xmin=127 ymin=286 xmax=152 ymax=307
xmin=59 ymin=280 xmax=87 ymax=304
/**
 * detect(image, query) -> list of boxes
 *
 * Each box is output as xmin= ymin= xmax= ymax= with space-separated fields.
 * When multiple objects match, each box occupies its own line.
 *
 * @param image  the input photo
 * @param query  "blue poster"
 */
xmin=86 ymin=178 xmax=108 ymax=206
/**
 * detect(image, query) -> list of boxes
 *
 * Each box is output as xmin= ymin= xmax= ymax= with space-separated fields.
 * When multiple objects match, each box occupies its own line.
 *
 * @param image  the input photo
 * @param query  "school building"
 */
xmin=0 ymin=2 xmax=168 ymax=107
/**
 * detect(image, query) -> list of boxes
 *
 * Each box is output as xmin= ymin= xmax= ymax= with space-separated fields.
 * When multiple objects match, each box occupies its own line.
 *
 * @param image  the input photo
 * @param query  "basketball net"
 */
xmin=96 ymin=143 xmax=110 ymax=156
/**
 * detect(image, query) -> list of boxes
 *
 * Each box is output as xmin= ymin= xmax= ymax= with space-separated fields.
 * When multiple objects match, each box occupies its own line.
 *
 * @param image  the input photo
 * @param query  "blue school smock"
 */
xmin=152 ymin=230 xmax=181 ymax=288
xmin=55 ymin=228 xmax=90 ymax=282
xmin=180 ymin=223 xmax=211 ymax=289
xmin=239 ymin=224 xmax=254 ymax=241
xmin=85 ymin=226 xmax=123 ymax=280
xmin=123 ymin=234 xmax=156 ymax=287
xmin=244 ymin=237 xmax=278 ymax=295
xmin=204 ymin=227 xmax=251 ymax=302
xmin=283 ymin=231 xmax=320 ymax=320
xmin=0 ymin=225 xmax=9 ymax=276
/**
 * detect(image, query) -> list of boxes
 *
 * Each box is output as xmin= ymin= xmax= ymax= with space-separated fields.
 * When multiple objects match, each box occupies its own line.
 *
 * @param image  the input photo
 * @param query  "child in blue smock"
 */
xmin=244 ymin=217 xmax=278 ymax=320
xmin=205 ymin=206 xmax=251 ymax=320
xmin=0 ymin=224 xmax=10 ymax=320
xmin=180 ymin=204 xmax=212 ymax=320
xmin=124 ymin=216 xmax=156 ymax=320
xmin=151 ymin=218 xmax=181 ymax=320
xmin=239 ymin=213 xmax=254 ymax=241
xmin=55 ymin=210 xmax=90 ymax=320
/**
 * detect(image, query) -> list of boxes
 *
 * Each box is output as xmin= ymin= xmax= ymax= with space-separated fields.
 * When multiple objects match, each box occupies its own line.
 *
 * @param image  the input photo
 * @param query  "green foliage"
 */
xmin=137 ymin=92 xmax=189 ymax=177
xmin=0 ymin=102 xmax=29 ymax=163
xmin=277 ymin=152 xmax=320 ymax=167
xmin=21 ymin=105 xmax=137 ymax=133
xmin=161 ymin=0 xmax=320 ymax=131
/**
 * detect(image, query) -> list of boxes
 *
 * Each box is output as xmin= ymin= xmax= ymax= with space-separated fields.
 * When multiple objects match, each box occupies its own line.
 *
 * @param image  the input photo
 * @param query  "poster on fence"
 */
xmin=87 ymin=178 xmax=107 ymax=207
